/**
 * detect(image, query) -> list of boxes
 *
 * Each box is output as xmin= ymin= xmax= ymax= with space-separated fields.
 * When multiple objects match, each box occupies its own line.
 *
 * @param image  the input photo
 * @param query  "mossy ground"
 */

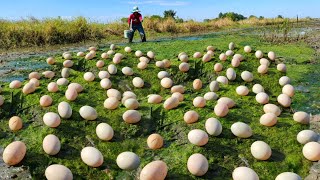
xmin=0 ymin=34 xmax=318 ymax=180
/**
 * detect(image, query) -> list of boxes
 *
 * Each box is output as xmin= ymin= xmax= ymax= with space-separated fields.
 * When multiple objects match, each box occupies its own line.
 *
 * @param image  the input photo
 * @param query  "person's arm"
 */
xmin=139 ymin=14 xmax=143 ymax=23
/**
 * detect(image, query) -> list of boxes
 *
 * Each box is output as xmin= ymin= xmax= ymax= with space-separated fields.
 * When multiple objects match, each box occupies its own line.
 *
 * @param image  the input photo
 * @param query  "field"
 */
xmin=0 ymin=31 xmax=319 ymax=180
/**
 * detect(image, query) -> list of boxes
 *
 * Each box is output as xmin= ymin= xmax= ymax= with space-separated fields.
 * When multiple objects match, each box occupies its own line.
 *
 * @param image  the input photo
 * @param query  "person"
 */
xmin=128 ymin=6 xmax=146 ymax=43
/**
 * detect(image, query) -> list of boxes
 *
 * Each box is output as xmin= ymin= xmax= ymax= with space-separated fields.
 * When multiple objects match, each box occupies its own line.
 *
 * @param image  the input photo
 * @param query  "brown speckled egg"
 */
xmin=193 ymin=79 xmax=202 ymax=90
xmin=9 ymin=116 xmax=23 ymax=131
xmin=46 ymin=57 xmax=55 ymax=65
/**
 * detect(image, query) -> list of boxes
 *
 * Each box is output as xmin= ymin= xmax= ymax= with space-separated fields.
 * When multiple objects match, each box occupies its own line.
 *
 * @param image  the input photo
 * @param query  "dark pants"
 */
xmin=129 ymin=24 xmax=146 ymax=43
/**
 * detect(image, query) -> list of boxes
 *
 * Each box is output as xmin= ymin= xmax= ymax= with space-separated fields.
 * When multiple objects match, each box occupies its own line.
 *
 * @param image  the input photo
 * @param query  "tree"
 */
xmin=259 ymin=16 xmax=264 ymax=20
xmin=217 ymin=12 xmax=247 ymax=21
xmin=277 ymin=15 xmax=284 ymax=19
xmin=249 ymin=15 xmax=257 ymax=19
xmin=164 ymin=10 xmax=177 ymax=19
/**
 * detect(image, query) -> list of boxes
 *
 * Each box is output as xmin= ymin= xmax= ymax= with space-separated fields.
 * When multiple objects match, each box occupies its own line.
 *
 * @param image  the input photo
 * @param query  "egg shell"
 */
xmin=205 ymin=118 xmax=222 ymax=136
xmin=214 ymin=63 xmax=223 ymax=72
xmin=263 ymin=104 xmax=281 ymax=116
xmin=140 ymin=160 xmax=167 ymax=180
xmin=9 ymin=80 xmax=22 ymax=89
xmin=257 ymin=64 xmax=268 ymax=74
xmin=277 ymin=63 xmax=287 ymax=72
xmin=226 ymin=68 xmax=236 ymax=81
xmin=113 ymin=55 xmax=121 ymax=64
xmin=256 ymin=92 xmax=269 ymax=104
xmin=268 ymin=51 xmax=276 ymax=60
xmin=232 ymin=167 xmax=259 ymax=180
xmin=161 ymin=77 xmax=173 ymax=89
xmin=193 ymin=79 xmax=202 ymax=90
xmin=122 ymin=67 xmax=134 ymax=76
xmin=279 ymin=76 xmax=291 ymax=86
xmin=107 ymin=50 xmax=115 ymax=55
xmin=124 ymin=46 xmax=132 ymax=53
xmin=107 ymin=89 xmax=121 ymax=100
xmin=43 ymin=112 xmax=61 ymax=127
xmin=255 ymin=50 xmax=263 ymax=58
xmin=124 ymin=98 xmax=139 ymax=110
xmin=116 ymin=152 xmax=140 ymax=170
xmin=202 ymin=54 xmax=211 ymax=62
xmin=204 ymin=92 xmax=218 ymax=101
xmin=275 ymin=172 xmax=301 ymax=180
xmin=155 ymin=61 xmax=165 ymax=68
xmin=100 ymin=78 xmax=112 ymax=89
xmin=277 ymin=93 xmax=291 ymax=107
xmin=209 ymin=81 xmax=219 ymax=92
xmin=162 ymin=59 xmax=171 ymax=68
xmin=81 ymin=147 xmax=103 ymax=167
xmin=188 ymin=129 xmax=208 ymax=146
xmin=79 ymin=106 xmax=97 ymax=120
xmin=100 ymin=52 xmax=108 ymax=59
xmin=231 ymin=58 xmax=240 ymax=67
xmin=57 ymin=78 xmax=69 ymax=86
xmin=123 ymin=110 xmax=141 ymax=123
xmin=22 ymin=82 xmax=36 ymax=94
xmin=85 ymin=52 xmax=94 ymax=60
xmin=303 ymin=142 xmax=320 ymax=161
xmin=187 ymin=153 xmax=208 ymax=176
xmin=98 ymin=71 xmax=110 ymax=79
xmin=216 ymin=76 xmax=228 ymax=85
xmin=48 ymin=82 xmax=59 ymax=93
xmin=40 ymin=95 xmax=53 ymax=107
xmin=171 ymin=92 xmax=184 ymax=102
xmin=29 ymin=78 xmax=40 ymax=87
xmin=260 ymin=113 xmax=277 ymax=126
xmin=42 ymin=71 xmax=55 ymax=79
xmin=45 ymin=164 xmax=73 ymax=180
xmin=217 ymin=97 xmax=235 ymax=108
xmin=29 ymin=72 xmax=40 ymax=80
xmin=63 ymin=60 xmax=73 ymax=68
xmin=297 ymin=130 xmax=318 ymax=144
xmin=139 ymin=56 xmax=150 ymax=63
xmin=184 ymin=110 xmax=199 ymax=124
xmin=219 ymin=53 xmax=227 ymax=61
xmin=157 ymin=71 xmax=169 ymax=79
xmin=65 ymin=88 xmax=78 ymax=101
xmin=43 ymin=134 xmax=61 ymax=155
xmin=193 ymin=52 xmax=202 ymax=58
xmin=58 ymin=101 xmax=72 ymax=119
xmin=233 ymin=54 xmax=244 ymax=61
xmin=241 ymin=71 xmax=254 ymax=82
xmin=171 ymin=85 xmax=185 ymax=94
xmin=282 ymin=84 xmax=294 ymax=97
xmin=163 ymin=97 xmax=179 ymax=110
xmin=68 ymin=83 xmax=83 ymax=93
xmin=9 ymin=116 xmax=23 ymax=131
xmin=244 ymin=45 xmax=252 ymax=53
xmin=110 ymin=44 xmax=116 ymax=50
xmin=252 ymin=84 xmax=264 ymax=94
xmin=251 ymin=141 xmax=272 ymax=160
xmin=95 ymin=60 xmax=104 ymax=68
xmin=104 ymin=97 xmax=119 ymax=110
xmin=61 ymin=68 xmax=71 ymax=78
xmin=77 ymin=52 xmax=85 ymax=57
xmin=193 ymin=97 xmax=206 ymax=108
xmin=3 ymin=141 xmax=26 ymax=165
xmin=123 ymin=91 xmax=137 ymax=98
xmin=147 ymin=134 xmax=164 ymax=149
xmin=96 ymin=123 xmax=114 ymax=141
xmin=231 ymin=122 xmax=252 ymax=138
xmin=179 ymin=54 xmax=188 ymax=62
xmin=46 ymin=57 xmax=55 ymax=65
xmin=260 ymin=58 xmax=270 ymax=66
xmin=229 ymin=42 xmax=235 ymax=50
xmin=135 ymin=50 xmax=143 ymax=57
xmin=147 ymin=51 xmax=155 ymax=59
xmin=83 ymin=72 xmax=95 ymax=82
xmin=108 ymin=64 xmax=117 ymax=75
xmin=207 ymin=46 xmax=215 ymax=51
xmin=148 ymin=94 xmax=162 ymax=104
xmin=236 ymin=86 xmax=249 ymax=96
xmin=214 ymin=103 xmax=229 ymax=117
xmin=226 ymin=50 xmax=234 ymax=56
xmin=133 ymin=77 xmax=144 ymax=88
xmin=179 ymin=62 xmax=190 ymax=72
xmin=293 ymin=111 xmax=310 ymax=124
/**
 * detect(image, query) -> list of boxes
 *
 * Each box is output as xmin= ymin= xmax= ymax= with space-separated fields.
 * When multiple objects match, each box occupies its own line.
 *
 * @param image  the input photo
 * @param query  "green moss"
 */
xmin=0 ymin=34 xmax=317 ymax=179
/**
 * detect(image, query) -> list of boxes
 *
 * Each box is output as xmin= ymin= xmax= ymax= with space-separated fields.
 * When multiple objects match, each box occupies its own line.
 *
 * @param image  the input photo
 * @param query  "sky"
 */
xmin=0 ymin=0 xmax=319 ymax=22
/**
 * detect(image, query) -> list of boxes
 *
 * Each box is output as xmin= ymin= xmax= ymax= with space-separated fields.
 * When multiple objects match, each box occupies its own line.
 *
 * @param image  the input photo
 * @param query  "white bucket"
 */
xmin=124 ymin=30 xmax=131 ymax=39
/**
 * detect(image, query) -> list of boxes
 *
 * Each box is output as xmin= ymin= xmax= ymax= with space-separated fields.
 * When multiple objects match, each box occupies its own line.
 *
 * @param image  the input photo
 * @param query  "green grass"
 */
xmin=0 ymin=34 xmax=317 ymax=179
